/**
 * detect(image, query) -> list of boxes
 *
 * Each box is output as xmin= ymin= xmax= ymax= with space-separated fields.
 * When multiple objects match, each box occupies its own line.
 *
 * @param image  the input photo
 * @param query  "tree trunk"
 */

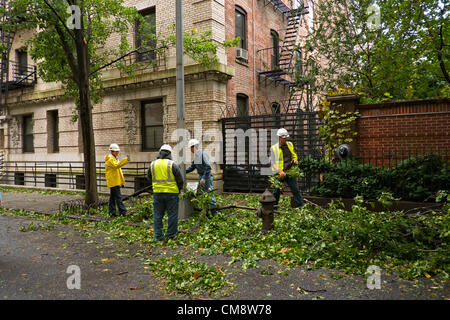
xmin=75 ymin=30 xmax=98 ymax=205
xmin=79 ymin=84 xmax=98 ymax=205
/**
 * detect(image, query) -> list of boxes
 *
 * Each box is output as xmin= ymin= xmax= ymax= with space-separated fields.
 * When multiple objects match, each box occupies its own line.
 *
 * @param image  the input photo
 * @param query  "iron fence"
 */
xmin=221 ymin=111 xmax=324 ymax=193
xmin=0 ymin=160 xmax=152 ymax=195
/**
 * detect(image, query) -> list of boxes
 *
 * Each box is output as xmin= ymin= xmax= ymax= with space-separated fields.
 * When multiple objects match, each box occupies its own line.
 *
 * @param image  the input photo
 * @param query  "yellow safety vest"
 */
xmin=150 ymin=159 xmax=179 ymax=194
xmin=271 ymin=141 xmax=298 ymax=173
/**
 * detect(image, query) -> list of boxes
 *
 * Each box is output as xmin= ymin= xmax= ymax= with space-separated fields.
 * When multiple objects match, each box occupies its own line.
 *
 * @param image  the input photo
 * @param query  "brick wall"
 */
xmin=327 ymin=95 xmax=450 ymax=157
xmin=356 ymin=98 xmax=450 ymax=155
xmin=225 ymin=0 xmax=294 ymax=112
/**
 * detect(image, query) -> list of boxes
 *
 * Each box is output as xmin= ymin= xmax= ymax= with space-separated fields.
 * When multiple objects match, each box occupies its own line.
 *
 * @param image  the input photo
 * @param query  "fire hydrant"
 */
xmin=256 ymin=189 xmax=276 ymax=232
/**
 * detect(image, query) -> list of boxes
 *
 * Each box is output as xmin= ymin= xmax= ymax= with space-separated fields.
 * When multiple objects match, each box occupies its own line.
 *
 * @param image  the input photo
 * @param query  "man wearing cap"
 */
xmin=186 ymin=139 xmax=218 ymax=217
xmin=270 ymin=128 xmax=304 ymax=208
xmin=105 ymin=143 xmax=130 ymax=217
xmin=147 ymin=144 xmax=184 ymax=241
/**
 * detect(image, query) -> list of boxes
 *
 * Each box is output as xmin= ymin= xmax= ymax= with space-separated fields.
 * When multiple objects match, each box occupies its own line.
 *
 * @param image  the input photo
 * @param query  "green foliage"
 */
xmin=166 ymin=25 xmax=240 ymax=68
xmin=377 ymin=192 xmax=400 ymax=209
xmin=144 ymin=255 xmax=228 ymax=295
xmin=292 ymin=0 xmax=449 ymax=103
xmin=269 ymin=175 xmax=285 ymax=190
xmin=2 ymin=189 xmax=449 ymax=294
xmin=285 ymin=166 xmax=304 ymax=179
xmin=269 ymin=166 xmax=304 ymax=189
xmin=181 ymin=186 xmax=216 ymax=213
xmin=7 ymin=0 xmax=141 ymax=109
xmin=318 ymin=99 xmax=359 ymax=156
xmin=299 ymin=154 xmax=450 ymax=201
xmin=173 ymin=193 xmax=449 ymax=280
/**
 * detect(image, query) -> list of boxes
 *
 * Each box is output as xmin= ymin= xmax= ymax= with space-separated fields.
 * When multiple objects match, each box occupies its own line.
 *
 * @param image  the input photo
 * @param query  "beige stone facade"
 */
xmin=0 ymin=0 xmax=310 ymax=192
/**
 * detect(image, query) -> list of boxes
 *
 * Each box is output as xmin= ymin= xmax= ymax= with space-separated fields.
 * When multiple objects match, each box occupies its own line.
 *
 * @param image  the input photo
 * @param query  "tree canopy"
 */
xmin=293 ymin=0 xmax=449 ymax=104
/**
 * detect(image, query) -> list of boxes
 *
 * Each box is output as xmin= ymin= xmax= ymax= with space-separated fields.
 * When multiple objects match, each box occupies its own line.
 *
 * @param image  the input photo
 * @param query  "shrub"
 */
xmin=298 ymin=154 xmax=449 ymax=201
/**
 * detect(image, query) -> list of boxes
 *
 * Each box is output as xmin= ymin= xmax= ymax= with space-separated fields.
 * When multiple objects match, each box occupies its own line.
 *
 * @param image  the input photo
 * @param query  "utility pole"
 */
xmin=176 ymin=0 xmax=190 ymax=220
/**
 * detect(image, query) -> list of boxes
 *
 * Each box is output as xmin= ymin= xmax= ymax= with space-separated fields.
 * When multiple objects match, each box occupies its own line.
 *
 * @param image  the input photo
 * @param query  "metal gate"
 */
xmin=221 ymin=111 xmax=324 ymax=193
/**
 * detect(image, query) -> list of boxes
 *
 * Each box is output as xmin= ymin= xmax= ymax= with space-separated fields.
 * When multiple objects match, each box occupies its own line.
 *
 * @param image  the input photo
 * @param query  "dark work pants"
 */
xmin=153 ymin=193 xmax=179 ymax=241
xmin=273 ymin=176 xmax=305 ymax=207
xmin=109 ymin=186 xmax=127 ymax=216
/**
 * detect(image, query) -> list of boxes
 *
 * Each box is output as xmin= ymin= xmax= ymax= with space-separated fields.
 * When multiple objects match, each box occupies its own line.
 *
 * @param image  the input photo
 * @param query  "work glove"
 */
xmin=200 ymin=178 xmax=206 ymax=186
xmin=126 ymin=154 xmax=131 ymax=162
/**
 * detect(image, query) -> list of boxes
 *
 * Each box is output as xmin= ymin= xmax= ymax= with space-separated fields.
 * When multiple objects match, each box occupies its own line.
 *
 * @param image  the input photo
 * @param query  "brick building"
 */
xmin=0 ymin=0 xmax=312 ymax=192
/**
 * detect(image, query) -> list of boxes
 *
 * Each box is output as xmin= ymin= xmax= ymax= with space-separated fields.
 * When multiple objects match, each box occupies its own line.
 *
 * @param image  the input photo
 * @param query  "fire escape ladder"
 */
xmin=0 ymin=0 xmax=16 ymax=112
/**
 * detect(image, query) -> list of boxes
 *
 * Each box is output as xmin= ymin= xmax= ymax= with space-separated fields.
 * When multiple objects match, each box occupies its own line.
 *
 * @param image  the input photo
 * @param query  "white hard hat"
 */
xmin=159 ymin=144 xmax=173 ymax=153
xmin=109 ymin=143 xmax=120 ymax=151
xmin=277 ymin=128 xmax=289 ymax=138
xmin=188 ymin=139 xmax=200 ymax=148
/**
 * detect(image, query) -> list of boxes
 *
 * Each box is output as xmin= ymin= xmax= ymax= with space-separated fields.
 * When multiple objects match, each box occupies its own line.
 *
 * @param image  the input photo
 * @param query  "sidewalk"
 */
xmin=1 ymin=190 xmax=84 ymax=214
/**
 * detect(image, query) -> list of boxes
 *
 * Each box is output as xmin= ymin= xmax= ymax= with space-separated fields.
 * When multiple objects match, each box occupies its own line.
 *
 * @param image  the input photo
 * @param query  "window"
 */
xmin=141 ymin=100 xmax=163 ymax=151
xmin=270 ymin=30 xmax=279 ymax=69
xmin=271 ymin=102 xmax=281 ymax=127
xmin=45 ymin=174 xmax=57 ymax=188
xmin=236 ymin=94 xmax=249 ymax=118
xmin=14 ymin=172 xmax=25 ymax=185
xmin=22 ymin=115 xmax=34 ymax=153
xmin=136 ymin=7 xmax=156 ymax=62
xmin=16 ymin=49 xmax=28 ymax=76
xmin=236 ymin=94 xmax=250 ymax=130
xmin=295 ymin=49 xmax=303 ymax=76
xmin=235 ymin=6 xmax=247 ymax=50
xmin=47 ymin=110 xmax=59 ymax=153
xmin=0 ymin=129 xmax=4 ymax=149
xmin=76 ymin=175 xmax=85 ymax=190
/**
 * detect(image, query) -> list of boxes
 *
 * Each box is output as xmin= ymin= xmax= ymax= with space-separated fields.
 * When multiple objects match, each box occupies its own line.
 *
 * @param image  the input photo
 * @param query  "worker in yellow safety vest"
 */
xmin=270 ymin=128 xmax=304 ymax=208
xmin=147 ymin=144 xmax=184 ymax=241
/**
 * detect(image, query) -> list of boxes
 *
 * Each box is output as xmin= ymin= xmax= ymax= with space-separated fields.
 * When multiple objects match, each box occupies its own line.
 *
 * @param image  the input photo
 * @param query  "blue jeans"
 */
xmin=109 ymin=186 xmax=127 ymax=216
xmin=153 ymin=193 xmax=179 ymax=241
xmin=198 ymin=175 xmax=218 ymax=216
xmin=273 ymin=176 xmax=304 ymax=207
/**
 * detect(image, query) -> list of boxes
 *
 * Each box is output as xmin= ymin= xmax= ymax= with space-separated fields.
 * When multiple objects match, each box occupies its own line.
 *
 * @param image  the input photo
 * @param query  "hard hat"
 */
xmin=159 ymin=144 xmax=173 ymax=153
xmin=188 ymin=139 xmax=200 ymax=148
xmin=277 ymin=128 xmax=289 ymax=138
xmin=109 ymin=143 xmax=120 ymax=151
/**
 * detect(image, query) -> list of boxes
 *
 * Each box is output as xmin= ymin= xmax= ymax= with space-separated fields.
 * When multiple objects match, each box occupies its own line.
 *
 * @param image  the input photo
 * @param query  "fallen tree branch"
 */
xmin=212 ymin=205 xmax=281 ymax=214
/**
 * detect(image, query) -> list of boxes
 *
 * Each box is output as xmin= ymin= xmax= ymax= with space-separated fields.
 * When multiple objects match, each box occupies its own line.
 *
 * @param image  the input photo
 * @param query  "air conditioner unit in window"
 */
xmin=236 ymin=48 xmax=248 ymax=60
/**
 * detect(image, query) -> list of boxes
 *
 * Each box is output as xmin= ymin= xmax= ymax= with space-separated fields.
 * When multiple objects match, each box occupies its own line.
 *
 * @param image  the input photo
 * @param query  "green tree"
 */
xmin=6 ymin=0 xmax=141 ymax=205
xmin=291 ymin=0 xmax=449 ymax=103
xmin=5 ymin=0 xmax=238 ymax=205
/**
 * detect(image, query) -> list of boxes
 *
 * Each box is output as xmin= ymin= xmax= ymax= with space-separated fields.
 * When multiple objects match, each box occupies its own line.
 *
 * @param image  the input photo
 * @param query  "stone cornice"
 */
xmin=5 ymin=63 xmax=234 ymax=107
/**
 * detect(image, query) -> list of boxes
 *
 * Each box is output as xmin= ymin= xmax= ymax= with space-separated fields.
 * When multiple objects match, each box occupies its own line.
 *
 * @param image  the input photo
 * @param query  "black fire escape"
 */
xmin=0 ymin=0 xmax=37 ymax=114
xmin=257 ymin=0 xmax=309 ymax=111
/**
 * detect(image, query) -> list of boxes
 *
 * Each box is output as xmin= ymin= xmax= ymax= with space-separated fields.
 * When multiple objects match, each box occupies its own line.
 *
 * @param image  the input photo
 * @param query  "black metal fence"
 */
xmin=0 ymin=160 xmax=152 ymax=195
xmin=220 ymin=108 xmax=450 ymax=197
xmin=221 ymin=111 xmax=324 ymax=193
